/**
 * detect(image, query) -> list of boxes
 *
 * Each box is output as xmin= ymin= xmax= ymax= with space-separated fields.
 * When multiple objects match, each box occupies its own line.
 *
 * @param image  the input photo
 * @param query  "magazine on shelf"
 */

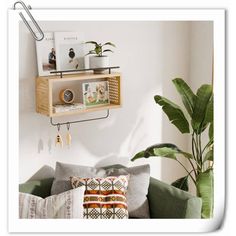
xmin=35 ymin=32 xmax=57 ymax=76
xmin=54 ymin=32 xmax=85 ymax=71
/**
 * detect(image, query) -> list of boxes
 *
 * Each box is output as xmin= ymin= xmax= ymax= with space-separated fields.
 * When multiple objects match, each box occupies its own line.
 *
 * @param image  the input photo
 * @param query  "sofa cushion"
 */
xmin=27 ymin=165 xmax=55 ymax=181
xmin=148 ymin=177 xmax=202 ymax=218
xmin=70 ymin=175 xmax=129 ymax=219
xmin=51 ymin=162 xmax=106 ymax=195
xmin=19 ymin=186 xmax=85 ymax=219
xmin=19 ymin=178 xmax=54 ymax=198
xmin=104 ymin=164 xmax=151 ymax=218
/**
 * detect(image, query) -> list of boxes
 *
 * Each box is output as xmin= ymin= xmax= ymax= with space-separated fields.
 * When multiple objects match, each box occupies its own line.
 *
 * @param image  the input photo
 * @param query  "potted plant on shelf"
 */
xmin=131 ymin=78 xmax=214 ymax=218
xmin=85 ymin=41 xmax=116 ymax=73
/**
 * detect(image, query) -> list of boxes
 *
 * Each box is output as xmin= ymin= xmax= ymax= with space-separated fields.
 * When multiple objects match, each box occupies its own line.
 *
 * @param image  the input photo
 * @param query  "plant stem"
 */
xmin=188 ymin=158 xmax=197 ymax=179
xmin=176 ymin=159 xmax=196 ymax=185
xmin=192 ymin=133 xmax=196 ymax=161
xmin=199 ymin=132 xmax=203 ymax=171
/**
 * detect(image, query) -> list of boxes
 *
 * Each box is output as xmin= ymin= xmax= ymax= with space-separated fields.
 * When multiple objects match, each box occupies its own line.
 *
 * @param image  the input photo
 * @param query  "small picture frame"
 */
xmin=82 ymin=81 xmax=110 ymax=107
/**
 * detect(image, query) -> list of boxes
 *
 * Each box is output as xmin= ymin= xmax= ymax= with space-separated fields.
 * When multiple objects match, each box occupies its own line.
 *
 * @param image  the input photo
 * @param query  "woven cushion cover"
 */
xmin=19 ymin=186 xmax=85 ymax=219
xmin=105 ymin=164 xmax=151 ymax=218
xmin=70 ymin=175 xmax=129 ymax=219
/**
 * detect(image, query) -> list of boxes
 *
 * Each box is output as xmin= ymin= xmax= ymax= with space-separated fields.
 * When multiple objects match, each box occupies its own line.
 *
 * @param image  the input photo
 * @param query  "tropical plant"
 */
xmin=131 ymin=78 xmax=214 ymax=218
xmin=85 ymin=41 xmax=116 ymax=57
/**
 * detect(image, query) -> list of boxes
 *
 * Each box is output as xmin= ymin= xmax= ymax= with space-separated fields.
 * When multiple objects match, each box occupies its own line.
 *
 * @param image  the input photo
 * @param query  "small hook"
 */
xmin=66 ymin=122 xmax=70 ymax=131
xmin=57 ymin=123 xmax=60 ymax=132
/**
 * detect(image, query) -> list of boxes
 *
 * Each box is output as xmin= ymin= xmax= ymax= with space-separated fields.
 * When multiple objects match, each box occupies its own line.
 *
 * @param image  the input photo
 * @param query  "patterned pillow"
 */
xmin=70 ymin=175 xmax=129 ymax=219
xmin=19 ymin=186 xmax=85 ymax=219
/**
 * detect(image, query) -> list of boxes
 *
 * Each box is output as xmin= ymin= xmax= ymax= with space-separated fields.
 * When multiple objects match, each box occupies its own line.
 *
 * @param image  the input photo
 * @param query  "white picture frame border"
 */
xmin=8 ymin=9 xmax=225 ymax=233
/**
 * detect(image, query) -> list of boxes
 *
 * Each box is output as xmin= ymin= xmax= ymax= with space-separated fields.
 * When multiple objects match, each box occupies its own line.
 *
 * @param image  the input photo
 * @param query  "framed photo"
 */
xmin=35 ymin=32 xmax=57 ymax=76
xmin=54 ymin=32 xmax=85 ymax=71
xmin=82 ymin=81 xmax=110 ymax=107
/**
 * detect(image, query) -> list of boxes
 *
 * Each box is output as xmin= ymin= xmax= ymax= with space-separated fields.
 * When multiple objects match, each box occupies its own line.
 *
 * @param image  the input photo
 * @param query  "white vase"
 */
xmin=89 ymin=56 xmax=109 ymax=74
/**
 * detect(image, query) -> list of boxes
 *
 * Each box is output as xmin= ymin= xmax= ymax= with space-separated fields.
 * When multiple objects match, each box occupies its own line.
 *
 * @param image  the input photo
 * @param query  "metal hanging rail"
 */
xmin=50 ymin=109 xmax=110 ymax=127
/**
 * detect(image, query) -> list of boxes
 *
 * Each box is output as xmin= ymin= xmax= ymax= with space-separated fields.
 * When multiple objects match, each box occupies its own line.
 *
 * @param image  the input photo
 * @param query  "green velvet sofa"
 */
xmin=19 ymin=165 xmax=202 ymax=219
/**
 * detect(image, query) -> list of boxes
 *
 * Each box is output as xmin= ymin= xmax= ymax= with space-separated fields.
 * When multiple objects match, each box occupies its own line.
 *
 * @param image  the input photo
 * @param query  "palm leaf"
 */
xmin=196 ymin=169 xmax=214 ymax=218
xmin=171 ymin=175 xmax=189 ymax=191
xmin=154 ymin=95 xmax=190 ymax=133
xmin=191 ymin=85 xmax=213 ymax=134
xmin=172 ymin=78 xmax=196 ymax=116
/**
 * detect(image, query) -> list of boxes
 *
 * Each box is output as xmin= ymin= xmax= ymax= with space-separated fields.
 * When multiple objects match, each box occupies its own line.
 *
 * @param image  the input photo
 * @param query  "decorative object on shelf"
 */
xmin=59 ymin=88 xmax=75 ymax=104
xmin=54 ymin=32 xmax=85 ymax=71
xmin=85 ymin=41 xmax=116 ymax=74
xmin=66 ymin=123 xmax=72 ymax=147
xmin=35 ymin=32 xmax=57 ymax=76
xmin=53 ymin=103 xmax=85 ymax=113
xmin=131 ymin=78 xmax=213 ymax=219
xmin=82 ymin=81 xmax=110 ymax=107
xmin=55 ymin=124 xmax=63 ymax=148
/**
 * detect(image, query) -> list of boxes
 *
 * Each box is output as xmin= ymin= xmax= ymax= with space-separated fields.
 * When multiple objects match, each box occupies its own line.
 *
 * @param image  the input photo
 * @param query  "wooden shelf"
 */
xmin=36 ymin=72 xmax=121 ymax=117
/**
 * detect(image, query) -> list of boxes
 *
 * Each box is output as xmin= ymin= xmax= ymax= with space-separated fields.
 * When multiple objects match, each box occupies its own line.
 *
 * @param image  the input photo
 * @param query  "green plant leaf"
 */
xmin=154 ymin=95 xmax=190 ymax=133
xmin=172 ymin=78 xmax=196 ymax=116
xmin=171 ymin=175 xmax=189 ymax=191
xmin=103 ymin=49 xmax=114 ymax=54
xmin=131 ymin=143 xmax=192 ymax=161
xmin=191 ymin=84 xmax=213 ymax=134
xmin=84 ymin=50 xmax=96 ymax=56
xmin=209 ymin=122 xmax=213 ymax=140
xmin=204 ymin=97 xmax=213 ymax=124
xmin=203 ymin=149 xmax=213 ymax=162
xmin=102 ymin=42 xmax=116 ymax=47
xmin=85 ymin=41 xmax=99 ymax=45
xmin=196 ymin=169 xmax=214 ymax=218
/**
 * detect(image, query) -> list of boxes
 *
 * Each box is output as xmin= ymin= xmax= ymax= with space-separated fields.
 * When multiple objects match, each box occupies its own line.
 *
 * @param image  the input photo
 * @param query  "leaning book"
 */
xmin=54 ymin=32 xmax=85 ymax=71
xmin=35 ymin=32 xmax=57 ymax=76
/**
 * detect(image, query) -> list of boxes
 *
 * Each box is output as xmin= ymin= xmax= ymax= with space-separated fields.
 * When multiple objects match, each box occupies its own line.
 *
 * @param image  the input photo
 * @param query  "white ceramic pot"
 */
xmin=89 ymin=56 xmax=109 ymax=73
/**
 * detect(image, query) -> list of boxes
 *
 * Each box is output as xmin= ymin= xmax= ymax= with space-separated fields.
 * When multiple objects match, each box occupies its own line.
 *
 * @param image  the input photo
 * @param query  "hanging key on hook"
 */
xmin=66 ymin=122 xmax=72 ymax=147
xmin=55 ymin=124 xmax=63 ymax=148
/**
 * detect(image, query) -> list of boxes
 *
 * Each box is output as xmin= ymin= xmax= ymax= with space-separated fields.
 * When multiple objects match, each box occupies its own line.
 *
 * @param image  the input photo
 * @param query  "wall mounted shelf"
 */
xmin=36 ymin=71 xmax=121 ymax=119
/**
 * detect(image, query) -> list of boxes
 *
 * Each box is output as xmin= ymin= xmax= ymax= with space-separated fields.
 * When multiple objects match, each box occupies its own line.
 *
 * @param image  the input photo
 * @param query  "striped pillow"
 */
xmin=19 ymin=186 xmax=85 ymax=219
xmin=70 ymin=175 xmax=129 ymax=219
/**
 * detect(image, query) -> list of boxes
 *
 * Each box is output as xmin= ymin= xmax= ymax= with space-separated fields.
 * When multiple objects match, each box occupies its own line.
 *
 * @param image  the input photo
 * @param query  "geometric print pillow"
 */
xmin=70 ymin=175 xmax=129 ymax=219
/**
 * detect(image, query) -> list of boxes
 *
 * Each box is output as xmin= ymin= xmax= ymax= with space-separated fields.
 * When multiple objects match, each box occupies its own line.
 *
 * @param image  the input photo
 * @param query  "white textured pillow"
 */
xmin=19 ymin=186 xmax=85 ymax=219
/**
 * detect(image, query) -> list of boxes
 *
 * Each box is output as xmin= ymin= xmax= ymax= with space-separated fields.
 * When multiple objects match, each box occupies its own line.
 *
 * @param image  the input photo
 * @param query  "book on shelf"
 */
xmin=53 ymin=103 xmax=85 ymax=113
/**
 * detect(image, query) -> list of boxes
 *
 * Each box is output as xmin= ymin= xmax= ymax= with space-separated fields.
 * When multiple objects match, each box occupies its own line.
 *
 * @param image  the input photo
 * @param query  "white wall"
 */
xmin=19 ymin=21 xmax=213 ymax=184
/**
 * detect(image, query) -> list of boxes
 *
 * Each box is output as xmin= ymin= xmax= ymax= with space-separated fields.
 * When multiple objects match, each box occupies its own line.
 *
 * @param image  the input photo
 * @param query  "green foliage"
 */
xmin=196 ymin=169 xmax=214 ymax=218
xmin=85 ymin=41 xmax=116 ymax=57
xmin=171 ymin=176 xmax=189 ymax=191
xmin=132 ymin=78 xmax=214 ymax=218
xmin=154 ymin=95 xmax=190 ymax=133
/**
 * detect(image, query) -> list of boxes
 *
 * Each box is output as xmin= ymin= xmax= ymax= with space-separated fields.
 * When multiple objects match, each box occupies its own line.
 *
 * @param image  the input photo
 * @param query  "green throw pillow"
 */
xmin=19 ymin=178 xmax=54 ymax=198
